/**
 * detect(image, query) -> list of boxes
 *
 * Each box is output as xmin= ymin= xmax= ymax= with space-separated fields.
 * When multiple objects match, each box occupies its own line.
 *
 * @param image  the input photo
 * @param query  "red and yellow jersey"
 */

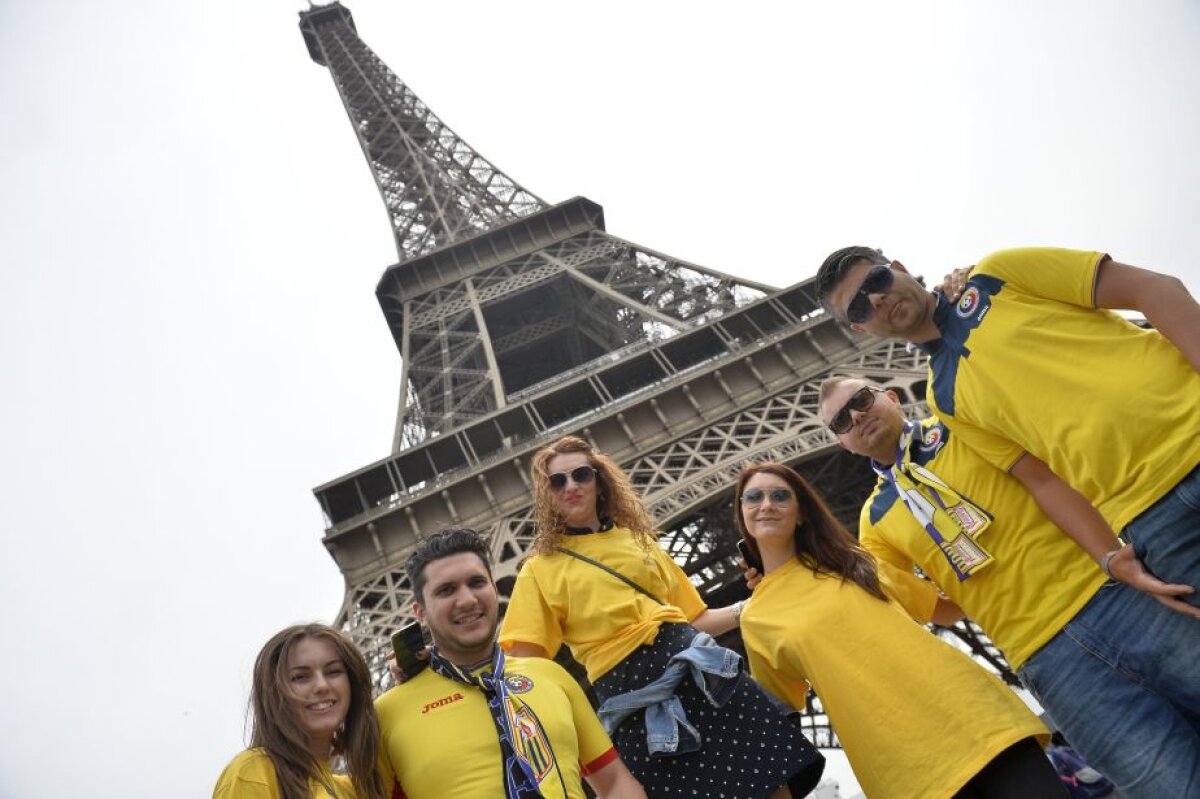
xmin=375 ymin=656 xmax=615 ymax=799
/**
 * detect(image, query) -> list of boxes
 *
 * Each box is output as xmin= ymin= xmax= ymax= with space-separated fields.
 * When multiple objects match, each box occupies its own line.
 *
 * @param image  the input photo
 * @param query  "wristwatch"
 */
xmin=1100 ymin=543 xmax=1125 ymax=579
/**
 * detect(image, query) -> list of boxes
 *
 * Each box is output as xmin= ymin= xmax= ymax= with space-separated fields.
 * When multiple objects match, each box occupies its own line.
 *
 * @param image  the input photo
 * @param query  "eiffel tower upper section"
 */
xmin=300 ymin=2 xmax=774 ymax=453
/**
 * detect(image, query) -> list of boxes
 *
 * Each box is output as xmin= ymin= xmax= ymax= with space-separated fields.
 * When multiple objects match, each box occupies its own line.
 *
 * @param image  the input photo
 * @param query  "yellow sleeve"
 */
xmin=498 ymin=559 xmax=564 ymax=657
xmin=859 ymin=512 xmax=909 ymax=572
xmin=375 ymin=743 xmax=399 ymax=799
xmin=975 ymin=247 xmax=1105 ymax=309
xmin=212 ymin=751 xmax=277 ymax=799
xmin=875 ymin=558 xmax=939 ymax=624
xmin=559 ymin=664 xmax=617 ymax=768
xmin=212 ymin=775 xmax=275 ymax=799
xmin=655 ymin=546 xmax=708 ymax=620
xmin=744 ymin=636 xmax=810 ymax=712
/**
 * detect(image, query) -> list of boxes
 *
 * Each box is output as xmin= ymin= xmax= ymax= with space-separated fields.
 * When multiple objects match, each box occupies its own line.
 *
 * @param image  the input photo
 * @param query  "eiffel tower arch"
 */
xmin=297 ymin=2 xmax=1017 ymax=746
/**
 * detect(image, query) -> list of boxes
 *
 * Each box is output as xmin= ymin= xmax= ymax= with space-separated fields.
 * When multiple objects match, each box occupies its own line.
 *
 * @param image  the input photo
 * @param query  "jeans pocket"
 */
xmin=1172 ymin=467 xmax=1200 ymax=511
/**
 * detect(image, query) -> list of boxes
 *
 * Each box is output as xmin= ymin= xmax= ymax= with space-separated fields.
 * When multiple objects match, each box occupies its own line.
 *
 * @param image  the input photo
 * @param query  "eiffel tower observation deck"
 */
xmin=297 ymin=2 xmax=1014 ymax=743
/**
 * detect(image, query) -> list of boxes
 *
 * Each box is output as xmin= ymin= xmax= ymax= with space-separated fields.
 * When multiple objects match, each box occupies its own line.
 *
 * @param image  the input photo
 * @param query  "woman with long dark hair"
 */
xmin=213 ymin=623 xmax=384 ymax=799
xmin=736 ymin=462 xmax=1064 ymax=799
xmin=498 ymin=436 xmax=824 ymax=799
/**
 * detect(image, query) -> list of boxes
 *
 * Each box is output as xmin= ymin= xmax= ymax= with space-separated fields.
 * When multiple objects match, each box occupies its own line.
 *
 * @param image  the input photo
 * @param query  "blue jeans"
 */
xmin=1018 ymin=580 xmax=1200 ymax=797
xmin=1123 ymin=462 xmax=1200 ymax=607
xmin=596 ymin=631 xmax=741 ymax=757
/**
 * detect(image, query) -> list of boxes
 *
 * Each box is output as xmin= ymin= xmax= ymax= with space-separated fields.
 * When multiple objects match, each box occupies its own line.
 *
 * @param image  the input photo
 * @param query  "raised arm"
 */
xmin=1095 ymin=258 xmax=1200 ymax=372
xmin=1009 ymin=452 xmax=1199 ymax=618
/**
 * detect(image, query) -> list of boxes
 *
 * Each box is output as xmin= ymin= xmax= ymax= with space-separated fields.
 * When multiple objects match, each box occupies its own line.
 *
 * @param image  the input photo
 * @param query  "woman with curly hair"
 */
xmin=213 ymin=623 xmax=385 ymax=799
xmin=498 ymin=436 xmax=824 ymax=799
xmin=735 ymin=462 xmax=1063 ymax=799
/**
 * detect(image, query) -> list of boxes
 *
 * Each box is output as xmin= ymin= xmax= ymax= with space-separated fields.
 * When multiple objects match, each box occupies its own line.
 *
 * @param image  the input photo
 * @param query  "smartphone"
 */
xmin=737 ymin=539 xmax=763 ymax=573
xmin=390 ymin=622 xmax=428 ymax=679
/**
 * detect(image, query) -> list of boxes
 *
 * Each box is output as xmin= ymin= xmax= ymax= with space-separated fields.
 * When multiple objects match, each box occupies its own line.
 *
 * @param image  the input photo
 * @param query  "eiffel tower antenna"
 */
xmin=297 ymin=2 xmax=1014 ymax=744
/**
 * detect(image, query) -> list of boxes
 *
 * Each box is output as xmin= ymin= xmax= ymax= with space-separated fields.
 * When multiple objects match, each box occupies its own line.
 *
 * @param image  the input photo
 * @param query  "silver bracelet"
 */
xmin=732 ymin=599 xmax=746 ymax=621
xmin=1100 ymin=545 xmax=1124 ymax=579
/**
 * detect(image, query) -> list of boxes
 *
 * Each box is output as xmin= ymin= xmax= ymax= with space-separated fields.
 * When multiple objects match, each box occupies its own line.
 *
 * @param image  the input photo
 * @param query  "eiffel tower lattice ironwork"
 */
xmin=298 ymin=2 xmax=1019 ymax=749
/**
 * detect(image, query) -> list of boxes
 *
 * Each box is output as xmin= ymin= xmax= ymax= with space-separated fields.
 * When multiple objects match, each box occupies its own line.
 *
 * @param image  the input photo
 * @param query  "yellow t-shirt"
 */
xmin=498 ymin=528 xmax=708 ymax=682
xmin=375 ymin=656 xmax=616 ymax=799
xmin=212 ymin=748 xmax=355 ymax=799
xmin=743 ymin=557 xmax=1046 ymax=799
xmin=860 ymin=416 xmax=1107 ymax=669
xmin=923 ymin=246 xmax=1200 ymax=531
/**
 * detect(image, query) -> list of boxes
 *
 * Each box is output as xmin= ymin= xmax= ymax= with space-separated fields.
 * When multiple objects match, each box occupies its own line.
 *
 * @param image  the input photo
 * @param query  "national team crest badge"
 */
xmin=505 ymin=674 xmax=534 ymax=694
xmin=956 ymin=286 xmax=981 ymax=318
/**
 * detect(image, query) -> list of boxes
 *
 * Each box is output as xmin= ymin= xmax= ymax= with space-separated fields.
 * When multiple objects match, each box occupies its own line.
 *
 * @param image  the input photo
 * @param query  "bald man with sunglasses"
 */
xmin=817 ymin=374 xmax=1200 ymax=798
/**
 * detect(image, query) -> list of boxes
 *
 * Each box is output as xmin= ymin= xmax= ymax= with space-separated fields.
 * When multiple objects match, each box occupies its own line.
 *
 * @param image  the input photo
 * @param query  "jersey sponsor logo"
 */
xmin=505 ymin=674 xmax=534 ymax=694
xmin=956 ymin=286 xmax=981 ymax=318
xmin=420 ymin=692 xmax=464 ymax=714
xmin=513 ymin=704 xmax=554 ymax=780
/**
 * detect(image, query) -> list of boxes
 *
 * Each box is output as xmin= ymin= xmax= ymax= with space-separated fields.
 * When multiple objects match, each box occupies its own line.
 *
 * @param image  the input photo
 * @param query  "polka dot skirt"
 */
xmin=594 ymin=623 xmax=824 ymax=798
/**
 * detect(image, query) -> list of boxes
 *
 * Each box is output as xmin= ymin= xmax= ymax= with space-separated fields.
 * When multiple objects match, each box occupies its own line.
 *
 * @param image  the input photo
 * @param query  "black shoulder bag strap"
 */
xmin=557 ymin=547 xmax=664 ymax=605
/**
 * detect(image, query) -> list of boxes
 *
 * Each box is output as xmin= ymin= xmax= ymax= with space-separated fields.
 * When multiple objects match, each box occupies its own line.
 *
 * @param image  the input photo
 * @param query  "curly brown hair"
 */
xmin=249 ymin=624 xmax=384 ymax=799
xmin=530 ymin=435 xmax=657 ymax=554
xmin=734 ymin=461 xmax=886 ymax=600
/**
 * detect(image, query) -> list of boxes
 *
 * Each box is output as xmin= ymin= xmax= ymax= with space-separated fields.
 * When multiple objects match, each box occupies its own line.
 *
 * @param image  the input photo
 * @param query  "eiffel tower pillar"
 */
xmin=297 ymin=2 xmax=1015 ymax=743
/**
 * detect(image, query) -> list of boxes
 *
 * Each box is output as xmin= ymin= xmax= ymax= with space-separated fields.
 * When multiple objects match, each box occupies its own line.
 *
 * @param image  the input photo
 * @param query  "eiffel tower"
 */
xmin=297 ymin=2 xmax=1015 ymax=746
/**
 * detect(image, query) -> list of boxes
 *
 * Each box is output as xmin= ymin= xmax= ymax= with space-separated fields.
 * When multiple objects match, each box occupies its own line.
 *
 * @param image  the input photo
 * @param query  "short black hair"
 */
xmin=406 ymin=527 xmax=493 ymax=603
xmin=814 ymin=246 xmax=888 ymax=316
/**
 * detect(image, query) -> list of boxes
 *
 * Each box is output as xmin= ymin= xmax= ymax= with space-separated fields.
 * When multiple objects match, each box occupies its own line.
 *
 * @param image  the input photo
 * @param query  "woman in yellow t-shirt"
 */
xmin=213 ymin=623 xmax=384 ymax=799
xmin=499 ymin=436 xmax=824 ymax=799
xmin=736 ymin=461 xmax=1063 ymax=799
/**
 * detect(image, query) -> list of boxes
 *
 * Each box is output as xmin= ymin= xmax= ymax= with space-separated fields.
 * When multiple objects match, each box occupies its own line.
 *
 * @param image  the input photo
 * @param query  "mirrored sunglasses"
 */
xmin=740 ymin=487 xmax=795 ymax=506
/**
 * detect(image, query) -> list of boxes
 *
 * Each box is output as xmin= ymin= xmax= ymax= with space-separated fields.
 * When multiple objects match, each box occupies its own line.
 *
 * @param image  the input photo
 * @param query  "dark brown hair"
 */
xmin=249 ymin=624 xmax=384 ymax=799
xmin=734 ymin=461 xmax=886 ymax=600
xmin=814 ymin=245 xmax=889 ymax=318
xmin=406 ymin=527 xmax=493 ymax=603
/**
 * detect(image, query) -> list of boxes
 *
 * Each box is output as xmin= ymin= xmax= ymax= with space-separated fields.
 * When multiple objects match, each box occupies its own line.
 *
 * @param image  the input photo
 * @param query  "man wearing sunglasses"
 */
xmin=814 ymin=245 xmax=1200 ymax=619
xmin=817 ymin=374 xmax=1200 ymax=798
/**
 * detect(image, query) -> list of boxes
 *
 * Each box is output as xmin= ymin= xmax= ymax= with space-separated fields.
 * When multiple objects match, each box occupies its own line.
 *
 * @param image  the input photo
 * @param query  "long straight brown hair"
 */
xmin=734 ymin=462 xmax=886 ymax=600
xmin=249 ymin=624 xmax=384 ymax=799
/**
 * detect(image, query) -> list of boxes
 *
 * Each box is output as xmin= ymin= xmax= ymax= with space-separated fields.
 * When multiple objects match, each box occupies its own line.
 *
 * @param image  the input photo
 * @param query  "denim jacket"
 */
xmin=596 ymin=631 xmax=742 ymax=757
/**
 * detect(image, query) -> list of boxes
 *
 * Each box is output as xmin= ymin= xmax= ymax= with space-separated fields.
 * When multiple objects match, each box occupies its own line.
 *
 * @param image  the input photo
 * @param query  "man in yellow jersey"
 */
xmin=376 ymin=527 xmax=646 ymax=799
xmin=816 ymin=374 xmax=1200 ymax=797
xmin=815 ymin=245 xmax=1200 ymax=619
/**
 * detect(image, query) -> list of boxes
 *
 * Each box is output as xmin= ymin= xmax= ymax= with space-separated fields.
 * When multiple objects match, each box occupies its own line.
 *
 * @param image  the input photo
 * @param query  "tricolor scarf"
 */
xmin=426 ymin=645 xmax=544 ymax=799
xmin=871 ymin=421 xmax=995 ymax=581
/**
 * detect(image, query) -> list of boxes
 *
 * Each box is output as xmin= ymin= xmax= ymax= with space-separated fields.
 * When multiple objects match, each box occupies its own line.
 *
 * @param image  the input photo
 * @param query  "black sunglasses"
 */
xmin=827 ymin=386 xmax=881 ymax=434
xmin=548 ymin=466 xmax=597 ymax=491
xmin=845 ymin=264 xmax=894 ymax=324
xmin=740 ymin=487 xmax=795 ymax=506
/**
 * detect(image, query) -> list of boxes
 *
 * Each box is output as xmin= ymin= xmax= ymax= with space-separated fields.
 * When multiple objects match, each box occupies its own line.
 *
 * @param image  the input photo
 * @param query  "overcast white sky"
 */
xmin=1 ymin=1 xmax=1198 ymax=797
